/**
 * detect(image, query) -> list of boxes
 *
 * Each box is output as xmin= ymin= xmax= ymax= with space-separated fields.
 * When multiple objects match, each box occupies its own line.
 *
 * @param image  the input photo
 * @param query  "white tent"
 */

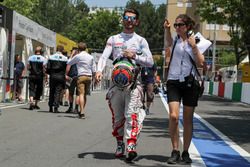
xmin=0 ymin=27 xmax=8 ymax=101
xmin=0 ymin=27 xmax=7 ymax=77
xmin=241 ymin=56 xmax=249 ymax=64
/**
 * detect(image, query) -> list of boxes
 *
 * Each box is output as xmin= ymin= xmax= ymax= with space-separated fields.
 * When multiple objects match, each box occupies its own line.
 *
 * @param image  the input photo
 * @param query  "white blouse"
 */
xmin=167 ymin=37 xmax=195 ymax=82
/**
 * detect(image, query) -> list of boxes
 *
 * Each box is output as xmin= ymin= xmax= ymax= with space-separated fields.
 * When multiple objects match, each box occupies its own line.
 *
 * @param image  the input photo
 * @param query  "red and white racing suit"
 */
xmin=97 ymin=32 xmax=153 ymax=145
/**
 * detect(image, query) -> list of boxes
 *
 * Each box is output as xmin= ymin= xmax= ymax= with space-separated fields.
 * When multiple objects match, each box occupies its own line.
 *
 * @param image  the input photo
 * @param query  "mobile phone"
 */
xmin=195 ymin=37 xmax=200 ymax=44
xmin=187 ymin=30 xmax=194 ymax=38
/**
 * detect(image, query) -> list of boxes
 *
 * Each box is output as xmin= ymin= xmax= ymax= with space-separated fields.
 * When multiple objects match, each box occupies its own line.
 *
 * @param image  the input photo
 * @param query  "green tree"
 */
xmin=154 ymin=4 xmax=166 ymax=53
xmin=62 ymin=0 xmax=89 ymax=39
xmin=2 ymin=0 xmax=38 ymax=18
xmin=126 ymin=0 xmax=166 ymax=54
xmin=2 ymin=0 xmax=167 ymax=57
xmin=75 ymin=10 xmax=122 ymax=51
xmin=125 ymin=0 xmax=141 ymax=11
xmin=218 ymin=50 xmax=236 ymax=67
xmin=197 ymin=0 xmax=248 ymax=67
xmin=241 ymin=0 xmax=250 ymax=63
xmin=32 ymin=0 xmax=79 ymax=33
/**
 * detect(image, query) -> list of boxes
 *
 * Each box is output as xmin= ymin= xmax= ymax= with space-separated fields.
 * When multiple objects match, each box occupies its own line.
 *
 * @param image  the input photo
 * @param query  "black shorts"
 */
xmin=68 ymin=77 xmax=79 ymax=96
xmin=29 ymin=77 xmax=43 ymax=100
xmin=166 ymin=79 xmax=199 ymax=107
xmin=16 ymin=79 xmax=23 ymax=89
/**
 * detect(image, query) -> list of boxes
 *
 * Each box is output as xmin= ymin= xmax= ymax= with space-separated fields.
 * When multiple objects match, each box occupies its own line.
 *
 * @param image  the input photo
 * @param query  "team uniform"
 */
xmin=28 ymin=54 xmax=46 ymax=103
xmin=46 ymin=52 xmax=68 ymax=112
xmin=97 ymin=32 xmax=153 ymax=157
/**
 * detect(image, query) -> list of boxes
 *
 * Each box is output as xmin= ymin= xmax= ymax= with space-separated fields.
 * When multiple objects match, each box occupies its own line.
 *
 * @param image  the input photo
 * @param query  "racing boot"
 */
xmin=126 ymin=143 xmax=137 ymax=162
xmin=115 ymin=141 xmax=125 ymax=158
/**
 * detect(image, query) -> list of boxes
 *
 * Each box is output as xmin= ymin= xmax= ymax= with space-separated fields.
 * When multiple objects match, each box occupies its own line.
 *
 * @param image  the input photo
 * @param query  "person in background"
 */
xmin=164 ymin=14 xmax=205 ymax=164
xmin=95 ymin=8 xmax=153 ymax=162
xmin=27 ymin=46 xmax=47 ymax=110
xmin=66 ymin=42 xmax=96 ymax=119
xmin=140 ymin=63 xmax=157 ymax=115
xmin=14 ymin=54 xmax=25 ymax=102
xmin=214 ymin=71 xmax=222 ymax=82
xmin=65 ymin=47 xmax=79 ymax=113
xmin=46 ymin=45 xmax=68 ymax=113
xmin=60 ymin=50 xmax=69 ymax=107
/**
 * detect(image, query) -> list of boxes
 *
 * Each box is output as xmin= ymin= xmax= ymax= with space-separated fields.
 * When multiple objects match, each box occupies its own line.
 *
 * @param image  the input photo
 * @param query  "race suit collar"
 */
xmin=121 ymin=32 xmax=135 ymax=37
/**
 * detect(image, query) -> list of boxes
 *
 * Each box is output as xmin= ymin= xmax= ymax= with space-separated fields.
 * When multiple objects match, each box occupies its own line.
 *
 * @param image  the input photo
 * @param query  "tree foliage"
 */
xmin=2 ymin=0 xmax=166 ymax=56
xmin=32 ymin=0 xmax=84 ymax=33
xmin=218 ymin=50 xmax=236 ymax=67
xmin=197 ymin=0 xmax=250 ymax=66
xmin=126 ymin=0 xmax=165 ymax=54
xmin=74 ymin=10 xmax=122 ymax=51
xmin=240 ymin=0 xmax=250 ymax=63
xmin=1 ymin=0 xmax=39 ymax=18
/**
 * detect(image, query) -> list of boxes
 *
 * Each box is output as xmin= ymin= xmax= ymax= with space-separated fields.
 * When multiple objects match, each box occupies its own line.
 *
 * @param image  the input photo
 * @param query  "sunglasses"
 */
xmin=174 ymin=23 xmax=186 ymax=28
xmin=123 ymin=15 xmax=136 ymax=22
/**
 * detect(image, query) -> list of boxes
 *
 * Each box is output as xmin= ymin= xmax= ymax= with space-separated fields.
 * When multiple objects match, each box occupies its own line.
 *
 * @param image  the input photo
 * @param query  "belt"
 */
xmin=79 ymin=74 xmax=92 ymax=77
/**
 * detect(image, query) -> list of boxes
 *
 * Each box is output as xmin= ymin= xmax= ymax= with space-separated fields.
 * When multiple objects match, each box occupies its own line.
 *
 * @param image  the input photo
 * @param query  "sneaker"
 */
xmin=145 ymin=108 xmax=150 ymax=115
xmin=115 ymin=141 xmax=125 ymax=158
xmin=73 ymin=108 xmax=79 ymax=113
xmin=182 ymin=151 xmax=192 ymax=163
xmin=54 ymin=107 xmax=59 ymax=113
xmin=49 ymin=107 xmax=53 ymax=113
xmin=29 ymin=104 xmax=34 ymax=110
xmin=65 ymin=107 xmax=73 ymax=113
xmin=34 ymin=105 xmax=40 ymax=109
xmin=126 ymin=143 xmax=137 ymax=162
xmin=79 ymin=113 xmax=85 ymax=119
xmin=167 ymin=150 xmax=180 ymax=164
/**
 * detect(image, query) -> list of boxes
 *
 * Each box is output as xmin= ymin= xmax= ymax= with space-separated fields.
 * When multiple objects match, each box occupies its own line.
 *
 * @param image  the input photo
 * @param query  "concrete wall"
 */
xmin=205 ymin=81 xmax=250 ymax=104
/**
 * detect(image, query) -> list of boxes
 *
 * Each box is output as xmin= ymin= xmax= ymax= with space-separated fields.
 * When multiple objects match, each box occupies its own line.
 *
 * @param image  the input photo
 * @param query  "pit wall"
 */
xmin=204 ymin=81 xmax=250 ymax=104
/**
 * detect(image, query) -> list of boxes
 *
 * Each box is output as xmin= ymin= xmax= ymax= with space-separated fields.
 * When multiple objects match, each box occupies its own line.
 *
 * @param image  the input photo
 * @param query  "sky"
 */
xmin=84 ymin=0 xmax=166 ymax=8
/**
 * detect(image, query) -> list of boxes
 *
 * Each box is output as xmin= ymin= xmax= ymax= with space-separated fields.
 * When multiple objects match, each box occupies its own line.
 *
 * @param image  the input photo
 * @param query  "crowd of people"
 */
xmin=24 ymin=43 xmax=96 ymax=119
xmin=11 ymin=8 xmax=207 ymax=165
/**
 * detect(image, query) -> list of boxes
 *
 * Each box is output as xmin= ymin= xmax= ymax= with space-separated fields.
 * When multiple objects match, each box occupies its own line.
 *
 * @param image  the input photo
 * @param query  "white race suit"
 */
xmin=97 ymin=32 xmax=154 ymax=145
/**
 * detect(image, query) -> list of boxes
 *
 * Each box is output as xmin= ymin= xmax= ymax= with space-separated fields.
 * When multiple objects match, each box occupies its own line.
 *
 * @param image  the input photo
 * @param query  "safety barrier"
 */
xmin=204 ymin=81 xmax=250 ymax=104
xmin=1 ymin=76 xmax=29 ymax=102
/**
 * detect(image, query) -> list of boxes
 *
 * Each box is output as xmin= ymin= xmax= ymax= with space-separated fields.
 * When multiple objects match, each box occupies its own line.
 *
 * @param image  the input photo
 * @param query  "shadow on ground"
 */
xmin=197 ymin=95 xmax=250 ymax=147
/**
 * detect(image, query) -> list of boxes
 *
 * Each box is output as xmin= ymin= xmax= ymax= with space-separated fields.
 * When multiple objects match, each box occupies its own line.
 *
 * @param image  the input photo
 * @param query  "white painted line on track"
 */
xmin=194 ymin=113 xmax=250 ymax=163
xmin=159 ymin=91 xmax=250 ymax=166
xmin=159 ymin=92 xmax=206 ymax=167
xmin=0 ymin=103 xmax=27 ymax=109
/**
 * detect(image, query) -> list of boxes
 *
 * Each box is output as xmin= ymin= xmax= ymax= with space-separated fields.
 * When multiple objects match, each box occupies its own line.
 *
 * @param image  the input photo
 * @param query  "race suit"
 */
xmin=97 ymin=32 xmax=153 ymax=145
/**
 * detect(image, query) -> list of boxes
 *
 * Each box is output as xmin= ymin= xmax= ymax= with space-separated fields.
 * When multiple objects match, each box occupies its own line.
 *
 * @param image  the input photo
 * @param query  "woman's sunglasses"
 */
xmin=174 ymin=23 xmax=186 ymax=28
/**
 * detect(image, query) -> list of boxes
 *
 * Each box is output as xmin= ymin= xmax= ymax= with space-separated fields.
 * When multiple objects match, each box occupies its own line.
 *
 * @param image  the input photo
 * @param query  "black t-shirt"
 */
xmin=68 ymin=64 xmax=78 ymax=78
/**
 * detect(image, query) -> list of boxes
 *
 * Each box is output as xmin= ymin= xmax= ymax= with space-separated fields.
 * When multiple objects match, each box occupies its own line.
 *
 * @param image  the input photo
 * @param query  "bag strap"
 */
xmin=166 ymin=38 xmax=178 ymax=79
xmin=187 ymin=53 xmax=203 ymax=81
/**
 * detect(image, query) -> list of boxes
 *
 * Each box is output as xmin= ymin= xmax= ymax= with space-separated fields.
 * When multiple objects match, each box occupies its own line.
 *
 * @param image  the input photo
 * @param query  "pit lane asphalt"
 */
xmin=0 ymin=91 xmax=249 ymax=167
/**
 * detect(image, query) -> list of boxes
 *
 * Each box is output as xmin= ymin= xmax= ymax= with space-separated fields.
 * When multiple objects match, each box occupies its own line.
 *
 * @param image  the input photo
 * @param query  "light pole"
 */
xmin=162 ymin=28 xmax=166 ymax=82
xmin=163 ymin=3 xmax=168 ymax=82
xmin=211 ymin=4 xmax=217 ymax=74
xmin=212 ymin=23 xmax=216 ymax=73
